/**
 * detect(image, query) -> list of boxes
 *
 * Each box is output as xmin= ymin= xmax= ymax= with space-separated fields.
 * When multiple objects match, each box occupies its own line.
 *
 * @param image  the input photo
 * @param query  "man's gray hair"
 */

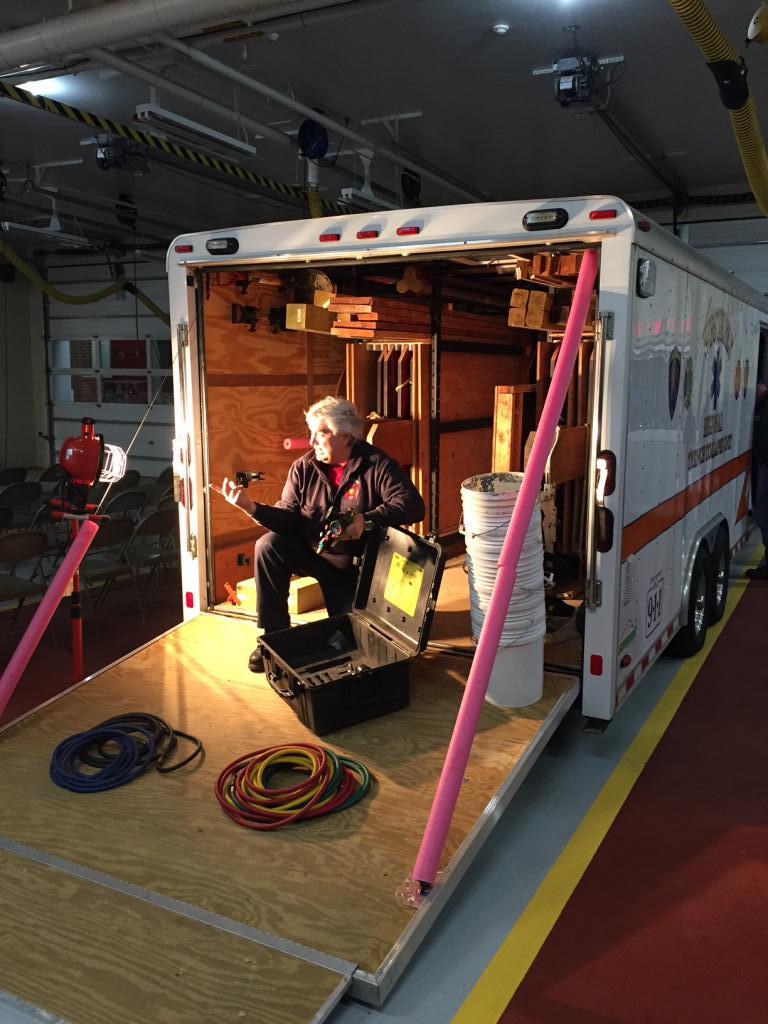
xmin=306 ymin=396 xmax=364 ymax=440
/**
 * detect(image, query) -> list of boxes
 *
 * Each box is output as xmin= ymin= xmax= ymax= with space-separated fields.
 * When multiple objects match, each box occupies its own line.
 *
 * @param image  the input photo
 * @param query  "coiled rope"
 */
xmin=214 ymin=743 xmax=372 ymax=831
xmin=50 ymin=713 xmax=204 ymax=793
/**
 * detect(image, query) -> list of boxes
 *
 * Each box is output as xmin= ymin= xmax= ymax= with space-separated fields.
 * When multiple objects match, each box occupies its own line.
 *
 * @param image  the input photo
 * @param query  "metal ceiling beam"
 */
xmin=159 ymin=33 xmax=490 ymax=203
xmin=0 ymin=0 xmax=352 ymax=73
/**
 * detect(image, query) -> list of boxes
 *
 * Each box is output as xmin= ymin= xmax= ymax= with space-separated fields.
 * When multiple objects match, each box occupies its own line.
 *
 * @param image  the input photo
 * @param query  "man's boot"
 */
xmin=248 ymin=648 xmax=264 ymax=673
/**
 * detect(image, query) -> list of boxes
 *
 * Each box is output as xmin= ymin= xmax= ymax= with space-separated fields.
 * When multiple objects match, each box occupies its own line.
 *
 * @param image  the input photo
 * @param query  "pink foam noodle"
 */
xmin=0 ymin=518 xmax=99 ymax=719
xmin=412 ymin=248 xmax=598 ymax=887
xmin=283 ymin=437 xmax=311 ymax=451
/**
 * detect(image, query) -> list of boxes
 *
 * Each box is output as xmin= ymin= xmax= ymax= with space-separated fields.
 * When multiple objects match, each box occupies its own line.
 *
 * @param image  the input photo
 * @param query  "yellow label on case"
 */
xmin=384 ymin=552 xmax=423 ymax=617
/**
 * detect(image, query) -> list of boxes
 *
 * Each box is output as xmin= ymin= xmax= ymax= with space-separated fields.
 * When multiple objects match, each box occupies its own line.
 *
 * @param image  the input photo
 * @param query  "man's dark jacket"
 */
xmin=251 ymin=440 xmax=425 ymax=569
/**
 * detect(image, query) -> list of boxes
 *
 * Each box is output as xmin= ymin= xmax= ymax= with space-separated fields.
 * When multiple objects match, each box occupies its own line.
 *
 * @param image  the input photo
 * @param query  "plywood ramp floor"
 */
xmin=0 ymin=575 xmax=574 ymax=984
xmin=0 ymin=848 xmax=344 ymax=1024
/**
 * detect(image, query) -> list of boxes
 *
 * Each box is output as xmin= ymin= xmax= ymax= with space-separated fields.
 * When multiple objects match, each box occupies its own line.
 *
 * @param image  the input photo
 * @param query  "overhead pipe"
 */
xmin=0 ymin=0 xmax=352 ymax=73
xmin=89 ymin=47 xmax=294 ymax=151
xmin=667 ymin=0 xmax=768 ymax=217
xmin=159 ymin=33 xmax=490 ymax=202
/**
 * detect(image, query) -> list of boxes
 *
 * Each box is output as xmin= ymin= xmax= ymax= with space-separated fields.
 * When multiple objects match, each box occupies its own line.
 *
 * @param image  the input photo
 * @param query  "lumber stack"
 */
xmin=329 ymin=295 xmax=526 ymax=345
xmin=330 ymin=296 xmax=431 ymax=343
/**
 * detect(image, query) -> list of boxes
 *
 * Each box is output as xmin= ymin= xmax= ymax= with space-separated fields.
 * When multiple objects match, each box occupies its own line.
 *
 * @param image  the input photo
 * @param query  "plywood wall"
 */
xmin=203 ymin=277 xmax=344 ymax=602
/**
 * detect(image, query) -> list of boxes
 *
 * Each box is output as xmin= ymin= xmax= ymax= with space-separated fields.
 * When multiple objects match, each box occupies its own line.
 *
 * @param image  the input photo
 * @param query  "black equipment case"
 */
xmin=260 ymin=526 xmax=444 ymax=735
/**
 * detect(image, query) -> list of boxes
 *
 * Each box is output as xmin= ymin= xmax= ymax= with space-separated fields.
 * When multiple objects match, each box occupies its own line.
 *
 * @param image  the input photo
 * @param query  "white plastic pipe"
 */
xmin=0 ymin=0 xmax=347 ymax=72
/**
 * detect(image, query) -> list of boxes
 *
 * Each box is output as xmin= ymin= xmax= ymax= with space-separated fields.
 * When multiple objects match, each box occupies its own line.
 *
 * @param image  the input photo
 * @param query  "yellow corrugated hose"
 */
xmin=306 ymin=185 xmax=324 ymax=218
xmin=0 ymin=236 xmax=170 ymax=326
xmin=668 ymin=0 xmax=768 ymax=215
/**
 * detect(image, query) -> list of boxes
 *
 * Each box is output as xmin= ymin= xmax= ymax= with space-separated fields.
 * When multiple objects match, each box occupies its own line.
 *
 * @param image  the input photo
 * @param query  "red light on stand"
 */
xmin=319 ymin=232 xmax=341 ymax=242
xmin=397 ymin=225 xmax=421 ymax=236
xmin=589 ymin=210 xmax=618 ymax=221
xmin=185 ymin=592 xmax=195 ymax=609
xmin=174 ymin=244 xmax=194 ymax=253
xmin=356 ymin=229 xmax=380 ymax=239
xmin=590 ymin=654 xmax=603 ymax=676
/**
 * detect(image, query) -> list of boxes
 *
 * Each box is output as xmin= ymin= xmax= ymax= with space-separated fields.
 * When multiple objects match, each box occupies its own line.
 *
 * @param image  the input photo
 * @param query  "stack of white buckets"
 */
xmin=461 ymin=472 xmax=545 ymax=707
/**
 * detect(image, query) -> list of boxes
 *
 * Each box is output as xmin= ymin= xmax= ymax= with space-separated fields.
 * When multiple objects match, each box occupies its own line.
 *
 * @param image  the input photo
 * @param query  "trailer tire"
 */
xmin=709 ymin=529 xmax=730 ymax=625
xmin=669 ymin=546 xmax=711 ymax=658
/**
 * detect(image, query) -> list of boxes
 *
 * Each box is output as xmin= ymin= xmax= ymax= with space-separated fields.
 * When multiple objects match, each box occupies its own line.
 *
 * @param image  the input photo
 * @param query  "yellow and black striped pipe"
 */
xmin=668 ymin=0 xmax=768 ymax=216
xmin=0 ymin=80 xmax=347 ymax=216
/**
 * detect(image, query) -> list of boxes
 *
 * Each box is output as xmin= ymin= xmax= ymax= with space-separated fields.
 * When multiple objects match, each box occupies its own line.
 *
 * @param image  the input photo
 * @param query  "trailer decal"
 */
xmin=621 ymin=450 xmax=751 ymax=558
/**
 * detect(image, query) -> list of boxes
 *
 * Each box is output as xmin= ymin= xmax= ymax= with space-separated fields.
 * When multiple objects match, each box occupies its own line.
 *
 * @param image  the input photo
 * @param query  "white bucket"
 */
xmin=486 ymin=636 xmax=545 ymax=708
xmin=461 ymin=472 xmax=546 ymax=708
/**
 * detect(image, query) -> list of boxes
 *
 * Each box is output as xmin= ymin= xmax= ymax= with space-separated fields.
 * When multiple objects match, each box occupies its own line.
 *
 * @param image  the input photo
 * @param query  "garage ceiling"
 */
xmin=0 ymin=0 xmax=766 ymax=254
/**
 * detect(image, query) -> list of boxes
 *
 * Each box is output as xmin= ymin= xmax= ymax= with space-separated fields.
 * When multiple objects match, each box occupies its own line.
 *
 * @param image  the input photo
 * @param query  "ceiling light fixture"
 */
xmin=134 ymin=104 xmax=260 ymax=157
xmin=17 ymin=77 xmax=65 ymax=97
xmin=492 ymin=21 xmax=510 ymax=35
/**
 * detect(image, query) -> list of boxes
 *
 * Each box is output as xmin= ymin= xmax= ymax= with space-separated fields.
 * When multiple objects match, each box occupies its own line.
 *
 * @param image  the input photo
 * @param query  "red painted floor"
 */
xmin=499 ymin=579 xmax=768 ymax=1024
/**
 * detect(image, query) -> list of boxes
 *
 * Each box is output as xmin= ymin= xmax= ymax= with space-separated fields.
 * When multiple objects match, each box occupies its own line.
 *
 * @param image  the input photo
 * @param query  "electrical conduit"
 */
xmin=411 ymin=248 xmax=599 ymax=888
xmin=668 ymin=0 xmax=768 ymax=216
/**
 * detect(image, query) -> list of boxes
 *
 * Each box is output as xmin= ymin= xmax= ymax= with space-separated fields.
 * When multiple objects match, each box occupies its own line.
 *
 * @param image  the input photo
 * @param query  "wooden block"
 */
xmin=507 ymin=305 xmax=528 ymax=328
xmin=526 ymin=290 xmax=550 ymax=312
xmin=285 ymin=303 xmax=335 ymax=334
xmin=288 ymin=576 xmax=324 ymax=614
xmin=509 ymin=287 xmax=530 ymax=308
xmin=525 ymin=296 xmax=553 ymax=328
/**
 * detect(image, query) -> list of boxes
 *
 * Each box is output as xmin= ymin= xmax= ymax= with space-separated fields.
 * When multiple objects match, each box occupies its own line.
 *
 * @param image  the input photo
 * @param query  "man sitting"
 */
xmin=219 ymin=396 xmax=425 ymax=671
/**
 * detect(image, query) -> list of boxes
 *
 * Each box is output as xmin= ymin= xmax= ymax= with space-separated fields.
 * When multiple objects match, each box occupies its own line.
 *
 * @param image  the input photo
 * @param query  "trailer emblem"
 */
xmin=668 ymin=347 xmax=681 ymax=418
xmin=711 ymin=348 xmax=722 ymax=409
xmin=683 ymin=357 xmax=693 ymax=410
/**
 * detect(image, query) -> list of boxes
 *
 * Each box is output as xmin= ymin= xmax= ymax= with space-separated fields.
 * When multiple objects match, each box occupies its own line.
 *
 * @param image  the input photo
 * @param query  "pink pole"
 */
xmin=283 ymin=437 xmax=311 ymax=451
xmin=412 ymin=249 xmax=599 ymax=887
xmin=0 ymin=519 xmax=99 ymax=719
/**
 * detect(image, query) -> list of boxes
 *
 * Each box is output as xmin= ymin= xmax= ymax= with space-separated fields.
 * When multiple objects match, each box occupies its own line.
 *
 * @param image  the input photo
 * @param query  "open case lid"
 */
xmin=353 ymin=526 xmax=445 ymax=655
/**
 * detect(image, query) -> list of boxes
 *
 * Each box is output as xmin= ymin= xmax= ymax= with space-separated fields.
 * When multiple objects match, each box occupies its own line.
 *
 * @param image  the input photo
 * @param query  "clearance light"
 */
xmin=620 ymin=654 xmax=632 ymax=668
xmin=175 ymin=244 xmax=193 ymax=253
xmin=522 ymin=208 xmax=569 ymax=231
xmin=590 ymin=655 xmax=603 ymax=676
xmin=589 ymin=209 xmax=618 ymax=220
xmin=185 ymin=591 xmax=195 ymax=609
xmin=638 ymin=220 xmax=652 ymax=232
xmin=206 ymin=237 xmax=239 ymax=255
xmin=356 ymin=229 xmax=380 ymax=239
xmin=319 ymin=232 xmax=341 ymax=242
xmin=397 ymin=225 xmax=421 ymax=236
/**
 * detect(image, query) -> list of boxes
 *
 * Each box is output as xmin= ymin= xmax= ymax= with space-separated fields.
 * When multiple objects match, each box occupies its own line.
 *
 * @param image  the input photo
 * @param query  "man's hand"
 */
xmin=340 ymin=512 xmax=365 ymax=541
xmin=213 ymin=477 xmax=257 ymax=517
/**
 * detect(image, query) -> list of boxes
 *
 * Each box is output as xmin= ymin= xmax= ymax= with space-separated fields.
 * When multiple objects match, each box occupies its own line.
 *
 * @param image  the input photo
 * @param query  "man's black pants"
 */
xmin=254 ymin=532 xmax=358 ymax=633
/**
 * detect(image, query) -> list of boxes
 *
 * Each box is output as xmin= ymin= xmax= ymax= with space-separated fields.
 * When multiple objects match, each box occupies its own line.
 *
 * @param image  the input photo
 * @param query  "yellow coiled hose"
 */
xmin=668 ymin=0 xmax=768 ymax=215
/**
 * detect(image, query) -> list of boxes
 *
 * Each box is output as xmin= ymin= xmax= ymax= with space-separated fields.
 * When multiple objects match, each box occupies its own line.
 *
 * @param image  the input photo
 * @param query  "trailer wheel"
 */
xmin=669 ymin=547 xmax=711 ymax=657
xmin=709 ymin=530 xmax=730 ymax=625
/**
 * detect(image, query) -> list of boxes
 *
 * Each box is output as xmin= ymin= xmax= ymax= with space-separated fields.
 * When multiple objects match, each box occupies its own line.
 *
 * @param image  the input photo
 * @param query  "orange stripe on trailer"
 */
xmin=736 ymin=456 xmax=752 ymax=522
xmin=621 ymin=451 xmax=751 ymax=559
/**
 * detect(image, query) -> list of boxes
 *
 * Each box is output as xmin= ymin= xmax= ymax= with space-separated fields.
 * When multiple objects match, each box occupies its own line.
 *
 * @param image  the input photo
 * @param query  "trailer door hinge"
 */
xmin=188 ymin=534 xmax=198 ymax=559
xmin=593 ymin=579 xmax=602 ymax=608
xmin=177 ymin=322 xmax=190 ymax=349
xmin=598 ymin=311 xmax=615 ymax=341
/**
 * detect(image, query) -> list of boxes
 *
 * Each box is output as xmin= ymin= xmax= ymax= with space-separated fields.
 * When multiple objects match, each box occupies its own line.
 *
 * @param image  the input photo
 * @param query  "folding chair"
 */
xmin=0 ymin=529 xmax=48 ymax=634
xmin=101 ymin=489 xmax=148 ymax=522
xmin=29 ymin=505 xmax=70 ymax=581
xmin=0 ymin=482 xmax=43 ymax=529
xmin=126 ymin=508 xmax=179 ymax=619
xmin=0 ymin=467 xmax=27 ymax=487
xmin=78 ymin=518 xmax=136 ymax=620
xmin=146 ymin=466 xmax=174 ymax=509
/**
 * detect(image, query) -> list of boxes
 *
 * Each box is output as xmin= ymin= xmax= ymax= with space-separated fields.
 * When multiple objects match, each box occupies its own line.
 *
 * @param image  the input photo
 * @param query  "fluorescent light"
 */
xmin=18 ymin=78 xmax=65 ymax=97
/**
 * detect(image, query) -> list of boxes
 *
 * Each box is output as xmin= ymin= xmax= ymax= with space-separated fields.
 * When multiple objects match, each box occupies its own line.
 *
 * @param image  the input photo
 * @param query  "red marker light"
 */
xmin=356 ymin=229 xmax=379 ymax=239
xmin=620 ymin=654 xmax=631 ymax=668
xmin=590 ymin=655 xmax=603 ymax=675
xmin=319 ymin=232 xmax=341 ymax=242
xmin=174 ymin=244 xmax=193 ymax=253
xmin=397 ymin=225 xmax=421 ymax=236
xmin=638 ymin=219 xmax=652 ymax=232
xmin=185 ymin=591 xmax=195 ymax=608
xmin=589 ymin=210 xmax=618 ymax=220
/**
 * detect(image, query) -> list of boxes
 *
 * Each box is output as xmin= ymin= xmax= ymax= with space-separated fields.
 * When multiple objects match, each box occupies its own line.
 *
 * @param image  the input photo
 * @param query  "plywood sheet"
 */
xmin=0 ymin=848 xmax=345 ymax=1024
xmin=440 ymin=352 xmax=525 ymax=422
xmin=438 ymin=427 xmax=493 ymax=535
xmin=0 ymin=607 xmax=574 ymax=977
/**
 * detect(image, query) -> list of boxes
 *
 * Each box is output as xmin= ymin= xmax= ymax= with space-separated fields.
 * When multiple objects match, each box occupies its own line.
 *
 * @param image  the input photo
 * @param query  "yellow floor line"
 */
xmin=453 ymin=560 xmax=759 ymax=1024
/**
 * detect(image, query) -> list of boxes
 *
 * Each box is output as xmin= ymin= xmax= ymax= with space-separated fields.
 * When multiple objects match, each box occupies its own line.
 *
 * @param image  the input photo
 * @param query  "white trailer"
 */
xmin=166 ymin=196 xmax=768 ymax=724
